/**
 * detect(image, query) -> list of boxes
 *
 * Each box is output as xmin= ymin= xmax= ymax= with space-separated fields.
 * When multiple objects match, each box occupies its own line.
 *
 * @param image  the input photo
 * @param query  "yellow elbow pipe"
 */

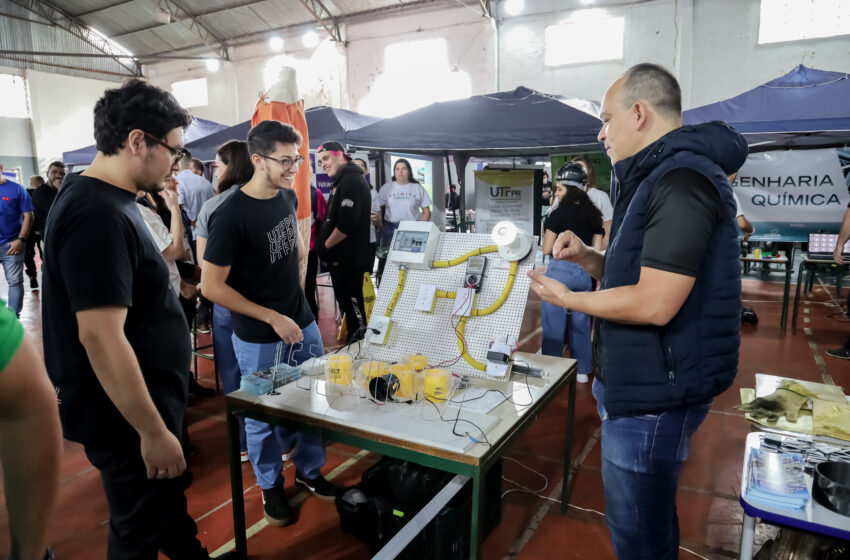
xmin=385 ymin=267 xmax=407 ymax=317
xmin=432 ymin=245 xmax=499 ymax=268
xmin=456 ymin=316 xmax=486 ymax=371
xmin=470 ymin=260 xmax=518 ymax=317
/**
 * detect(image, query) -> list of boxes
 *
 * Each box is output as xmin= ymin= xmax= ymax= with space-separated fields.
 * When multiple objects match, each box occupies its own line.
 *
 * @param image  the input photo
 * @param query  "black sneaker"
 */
xmin=261 ymin=484 xmax=294 ymax=527
xmin=825 ymin=347 xmax=850 ymax=359
xmin=295 ymin=472 xmax=338 ymax=503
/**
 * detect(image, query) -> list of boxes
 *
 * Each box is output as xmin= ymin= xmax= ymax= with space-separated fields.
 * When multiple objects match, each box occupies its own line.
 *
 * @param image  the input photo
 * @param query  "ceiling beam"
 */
xmin=7 ymin=0 xmax=141 ymax=75
xmin=144 ymin=0 xmax=442 ymax=58
xmin=153 ymin=0 xmax=231 ymax=59
xmin=0 ymin=54 xmax=135 ymax=78
xmin=0 ymin=49 xmax=225 ymax=61
xmin=298 ymin=0 xmax=342 ymax=43
xmin=72 ymin=0 xmax=136 ymax=18
xmin=112 ymin=0 xmax=265 ymax=38
xmin=478 ymin=0 xmax=490 ymax=18
xmin=0 ymin=10 xmax=52 ymax=25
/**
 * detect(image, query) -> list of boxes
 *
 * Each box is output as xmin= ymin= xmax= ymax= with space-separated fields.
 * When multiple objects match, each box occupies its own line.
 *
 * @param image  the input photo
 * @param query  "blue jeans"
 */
xmin=540 ymin=259 xmax=592 ymax=373
xmin=232 ymin=322 xmax=326 ymax=489
xmin=592 ymin=379 xmax=711 ymax=560
xmin=380 ymin=220 xmax=399 ymax=249
xmin=212 ymin=304 xmax=246 ymax=452
xmin=0 ymin=242 xmax=24 ymax=315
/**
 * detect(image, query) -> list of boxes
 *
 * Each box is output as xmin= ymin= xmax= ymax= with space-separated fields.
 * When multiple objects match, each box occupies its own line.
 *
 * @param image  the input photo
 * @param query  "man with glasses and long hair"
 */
xmin=202 ymin=121 xmax=335 ymax=527
xmin=41 ymin=79 xmax=230 ymax=559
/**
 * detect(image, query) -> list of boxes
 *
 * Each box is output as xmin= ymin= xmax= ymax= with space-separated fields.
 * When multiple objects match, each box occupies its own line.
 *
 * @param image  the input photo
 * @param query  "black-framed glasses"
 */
xmin=262 ymin=154 xmax=305 ymax=172
xmin=143 ymin=131 xmax=190 ymax=163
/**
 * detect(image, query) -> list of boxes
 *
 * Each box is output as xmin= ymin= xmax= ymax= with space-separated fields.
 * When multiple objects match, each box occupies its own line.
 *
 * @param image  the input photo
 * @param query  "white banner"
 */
xmin=474 ymin=170 xmax=535 ymax=236
xmin=733 ymin=148 xmax=850 ymax=238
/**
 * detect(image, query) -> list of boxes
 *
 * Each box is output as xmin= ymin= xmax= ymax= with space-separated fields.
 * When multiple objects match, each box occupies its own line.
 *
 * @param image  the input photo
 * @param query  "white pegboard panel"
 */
xmin=363 ymin=231 xmax=535 ymax=380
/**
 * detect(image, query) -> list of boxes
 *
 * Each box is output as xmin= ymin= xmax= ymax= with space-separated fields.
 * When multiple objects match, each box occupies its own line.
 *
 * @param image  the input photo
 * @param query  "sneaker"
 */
xmin=261 ymin=484 xmax=294 ymax=527
xmin=825 ymin=347 xmax=850 ymax=359
xmin=189 ymin=378 xmax=216 ymax=397
xmin=240 ymin=451 xmax=249 ymax=463
xmin=282 ymin=447 xmax=297 ymax=463
xmin=30 ymin=276 xmax=38 ymax=289
xmin=576 ymin=373 xmax=589 ymax=383
xmin=196 ymin=322 xmax=211 ymax=334
xmin=295 ymin=472 xmax=338 ymax=503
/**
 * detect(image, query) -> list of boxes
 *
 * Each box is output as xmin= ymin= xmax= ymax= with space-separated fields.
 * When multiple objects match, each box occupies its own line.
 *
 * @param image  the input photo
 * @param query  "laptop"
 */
xmin=807 ymin=233 xmax=850 ymax=260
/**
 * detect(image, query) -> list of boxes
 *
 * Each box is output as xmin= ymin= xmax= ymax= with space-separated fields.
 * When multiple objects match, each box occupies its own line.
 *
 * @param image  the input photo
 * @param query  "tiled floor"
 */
xmin=1 ymin=265 xmax=849 ymax=559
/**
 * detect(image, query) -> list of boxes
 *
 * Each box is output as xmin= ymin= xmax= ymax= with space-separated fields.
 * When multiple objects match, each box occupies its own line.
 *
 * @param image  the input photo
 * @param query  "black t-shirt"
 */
xmin=31 ymin=184 xmax=58 ymax=234
xmin=41 ymin=174 xmax=191 ymax=445
xmin=204 ymin=187 xmax=312 ymax=343
xmin=544 ymin=202 xmax=604 ymax=246
xmin=641 ymin=168 xmax=724 ymax=277
xmin=320 ymin=162 xmax=372 ymax=271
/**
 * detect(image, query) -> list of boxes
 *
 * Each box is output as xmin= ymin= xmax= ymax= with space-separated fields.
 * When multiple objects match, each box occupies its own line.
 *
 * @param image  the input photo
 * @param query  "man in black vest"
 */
xmin=528 ymin=63 xmax=746 ymax=560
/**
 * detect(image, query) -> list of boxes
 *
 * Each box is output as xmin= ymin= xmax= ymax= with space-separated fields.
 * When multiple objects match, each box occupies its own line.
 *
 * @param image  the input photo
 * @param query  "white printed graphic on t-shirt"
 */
xmin=267 ymin=214 xmax=298 ymax=264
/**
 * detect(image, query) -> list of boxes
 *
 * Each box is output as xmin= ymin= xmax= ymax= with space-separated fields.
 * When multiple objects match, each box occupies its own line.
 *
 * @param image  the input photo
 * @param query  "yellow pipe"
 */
xmin=456 ymin=316 xmax=486 ymax=371
xmin=432 ymin=245 xmax=498 ymax=268
xmin=435 ymin=290 xmax=456 ymax=299
xmin=384 ymin=267 xmax=407 ymax=317
xmin=470 ymin=260 xmax=518 ymax=317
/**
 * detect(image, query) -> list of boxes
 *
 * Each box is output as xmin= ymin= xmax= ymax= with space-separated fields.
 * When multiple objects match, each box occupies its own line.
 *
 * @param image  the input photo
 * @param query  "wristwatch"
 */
xmin=17 ymin=237 xmax=26 ymax=242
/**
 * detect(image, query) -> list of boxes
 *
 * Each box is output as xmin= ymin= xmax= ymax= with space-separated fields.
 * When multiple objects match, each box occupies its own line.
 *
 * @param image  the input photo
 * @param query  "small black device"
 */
xmin=464 ymin=255 xmax=486 ymax=291
xmin=368 ymin=373 xmax=400 ymax=402
xmin=742 ymin=307 xmax=758 ymax=325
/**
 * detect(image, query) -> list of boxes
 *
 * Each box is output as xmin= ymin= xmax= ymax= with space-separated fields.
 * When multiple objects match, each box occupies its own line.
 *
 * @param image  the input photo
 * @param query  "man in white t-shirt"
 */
xmin=729 ymin=173 xmax=754 ymax=239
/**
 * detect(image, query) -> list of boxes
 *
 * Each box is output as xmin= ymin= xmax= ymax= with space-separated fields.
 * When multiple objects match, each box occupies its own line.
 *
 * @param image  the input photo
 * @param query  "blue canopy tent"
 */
xmin=344 ymin=87 xmax=602 ymax=222
xmin=345 ymin=86 xmax=602 ymax=157
xmin=683 ymin=65 xmax=850 ymax=151
xmin=62 ymin=117 xmax=231 ymax=167
xmin=182 ymin=106 xmax=382 ymax=161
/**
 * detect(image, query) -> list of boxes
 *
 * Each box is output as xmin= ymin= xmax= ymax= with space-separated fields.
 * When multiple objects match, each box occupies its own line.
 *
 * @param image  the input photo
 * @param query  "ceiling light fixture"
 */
xmin=205 ymin=59 xmax=220 ymax=72
xmin=302 ymin=30 xmax=319 ymax=48
xmin=269 ymin=36 xmax=284 ymax=52
xmin=504 ymin=0 xmax=524 ymax=16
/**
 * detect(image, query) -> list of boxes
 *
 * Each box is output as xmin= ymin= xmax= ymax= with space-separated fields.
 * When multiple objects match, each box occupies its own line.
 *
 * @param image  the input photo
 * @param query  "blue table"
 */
xmin=739 ymin=432 xmax=850 ymax=560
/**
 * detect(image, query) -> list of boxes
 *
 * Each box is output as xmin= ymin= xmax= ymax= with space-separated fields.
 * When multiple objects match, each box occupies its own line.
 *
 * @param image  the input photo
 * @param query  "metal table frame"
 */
xmin=791 ymin=257 xmax=850 ymax=334
xmin=224 ymin=353 xmax=577 ymax=559
xmin=740 ymin=247 xmax=794 ymax=333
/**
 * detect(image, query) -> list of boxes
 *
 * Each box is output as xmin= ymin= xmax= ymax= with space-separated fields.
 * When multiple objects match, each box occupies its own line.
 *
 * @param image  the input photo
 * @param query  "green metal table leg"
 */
xmin=792 ymin=261 xmax=806 ymax=334
xmin=780 ymin=244 xmax=794 ymax=332
xmin=469 ymin=470 xmax=485 ymax=560
xmin=226 ymin=404 xmax=248 ymax=560
xmin=561 ymin=373 xmax=577 ymax=513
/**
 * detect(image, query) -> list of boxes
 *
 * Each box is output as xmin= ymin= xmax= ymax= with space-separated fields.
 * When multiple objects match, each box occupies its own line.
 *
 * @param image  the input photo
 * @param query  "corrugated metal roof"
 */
xmin=0 ymin=0 xmax=449 ymax=79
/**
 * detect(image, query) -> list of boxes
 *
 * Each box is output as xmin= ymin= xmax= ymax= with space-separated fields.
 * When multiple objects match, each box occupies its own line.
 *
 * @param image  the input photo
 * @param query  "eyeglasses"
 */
xmin=262 ymin=154 xmax=305 ymax=172
xmin=143 ymin=131 xmax=190 ymax=163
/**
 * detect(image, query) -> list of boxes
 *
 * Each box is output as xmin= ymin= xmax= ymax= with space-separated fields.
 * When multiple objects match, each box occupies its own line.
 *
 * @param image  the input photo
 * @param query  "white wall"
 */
xmin=26 ymin=70 xmax=116 ymax=171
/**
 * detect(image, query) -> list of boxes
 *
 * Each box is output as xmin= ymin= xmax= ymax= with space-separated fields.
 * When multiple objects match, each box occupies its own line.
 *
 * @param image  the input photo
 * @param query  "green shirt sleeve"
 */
xmin=0 ymin=299 xmax=24 ymax=373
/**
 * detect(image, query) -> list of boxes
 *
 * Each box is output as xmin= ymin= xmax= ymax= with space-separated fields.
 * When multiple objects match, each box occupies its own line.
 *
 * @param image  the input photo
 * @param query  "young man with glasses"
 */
xmin=41 ymin=79 xmax=228 ymax=559
xmin=202 ymin=121 xmax=335 ymax=527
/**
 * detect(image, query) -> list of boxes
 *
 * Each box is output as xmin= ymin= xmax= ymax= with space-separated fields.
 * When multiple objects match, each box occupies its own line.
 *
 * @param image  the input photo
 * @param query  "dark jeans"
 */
xmin=24 ymin=232 xmax=41 ymax=279
xmin=593 ymin=379 xmax=711 ymax=560
xmin=83 ymin=435 xmax=208 ymax=560
xmin=305 ymin=250 xmax=319 ymax=321
xmin=328 ymin=259 xmax=366 ymax=341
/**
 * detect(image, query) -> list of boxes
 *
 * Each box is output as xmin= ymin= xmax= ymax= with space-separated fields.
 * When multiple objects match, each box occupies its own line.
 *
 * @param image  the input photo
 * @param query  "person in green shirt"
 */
xmin=0 ymin=299 xmax=62 ymax=560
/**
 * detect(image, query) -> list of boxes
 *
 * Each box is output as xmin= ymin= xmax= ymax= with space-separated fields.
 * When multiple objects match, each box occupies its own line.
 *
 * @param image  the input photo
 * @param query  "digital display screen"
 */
xmin=809 ymin=234 xmax=850 ymax=256
xmin=393 ymin=230 xmax=430 ymax=254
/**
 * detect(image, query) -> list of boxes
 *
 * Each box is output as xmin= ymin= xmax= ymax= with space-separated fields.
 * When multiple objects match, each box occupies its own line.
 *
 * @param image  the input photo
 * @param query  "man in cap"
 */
xmin=315 ymin=141 xmax=372 ymax=341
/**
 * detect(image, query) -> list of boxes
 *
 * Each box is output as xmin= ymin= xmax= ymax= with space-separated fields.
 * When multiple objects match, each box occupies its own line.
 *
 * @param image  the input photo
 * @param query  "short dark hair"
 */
xmin=621 ymin=63 xmax=682 ymax=120
xmin=93 ymin=78 xmax=191 ymax=155
xmin=216 ymin=140 xmax=253 ymax=193
xmin=247 ymin=121 xmax=302 ymax=157
xmin=47 ymin=161 xmax=65 ymax=171
xmin=191 ymin=158 xmax=204 ymax=173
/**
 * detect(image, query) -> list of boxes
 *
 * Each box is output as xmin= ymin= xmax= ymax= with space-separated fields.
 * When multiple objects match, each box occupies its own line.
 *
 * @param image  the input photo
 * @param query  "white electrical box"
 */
xmin=415 ymin=284 xmax=437 ymax=312
xmin=387 ymin=221 xmax=441 ymax=269
xmin=366 ymin=317 xmax=392 ymax=344
xmin=451 ymin=288 xmax=475 ymax=317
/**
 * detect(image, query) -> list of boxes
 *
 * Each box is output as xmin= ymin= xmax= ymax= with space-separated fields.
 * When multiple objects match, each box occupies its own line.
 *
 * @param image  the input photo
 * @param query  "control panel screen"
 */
xmin=393 ymin=230 xmax=430 ymax=254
